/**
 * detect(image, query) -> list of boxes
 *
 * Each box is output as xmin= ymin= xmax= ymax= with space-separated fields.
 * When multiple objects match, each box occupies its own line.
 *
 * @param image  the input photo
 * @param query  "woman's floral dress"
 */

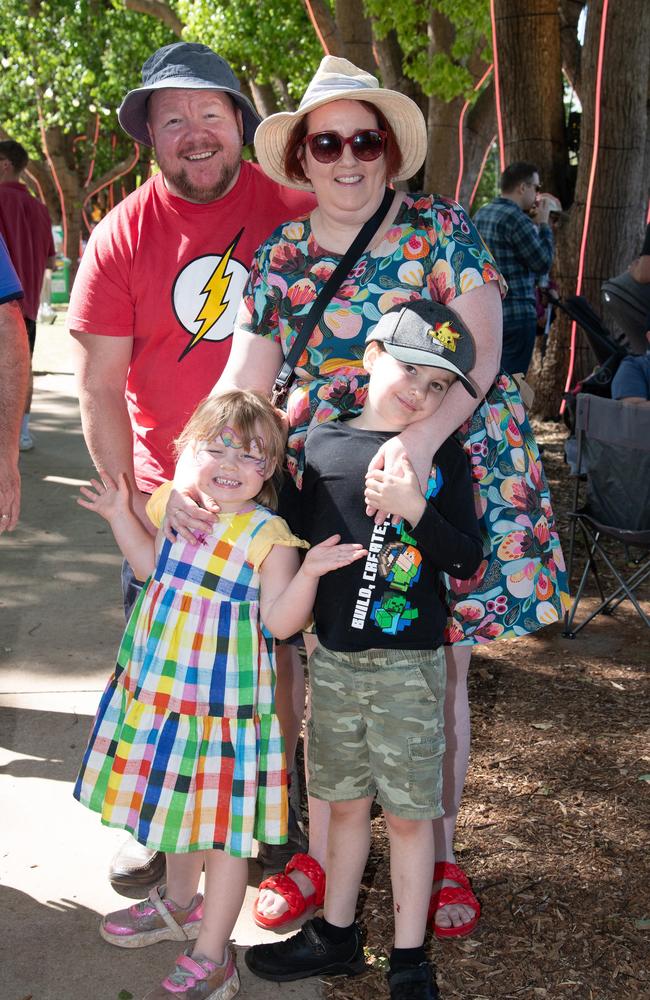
xmin=236 ymin=193 xmax=570 ymax=643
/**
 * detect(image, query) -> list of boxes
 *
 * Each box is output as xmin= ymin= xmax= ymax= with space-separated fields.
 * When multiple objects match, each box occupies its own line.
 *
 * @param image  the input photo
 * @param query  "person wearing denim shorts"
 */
xmin=246 ymin=299 xmax=483 ymax=1000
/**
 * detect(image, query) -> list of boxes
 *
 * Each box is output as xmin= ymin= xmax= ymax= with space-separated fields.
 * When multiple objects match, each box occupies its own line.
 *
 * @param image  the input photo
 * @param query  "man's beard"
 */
xmin=158 ymin=145 xmax=241 ymax=204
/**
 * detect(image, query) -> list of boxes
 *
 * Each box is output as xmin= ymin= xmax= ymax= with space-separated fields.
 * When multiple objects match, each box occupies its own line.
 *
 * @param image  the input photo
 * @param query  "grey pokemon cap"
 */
xmin=367 ymin=299 xmax=478 ymax=398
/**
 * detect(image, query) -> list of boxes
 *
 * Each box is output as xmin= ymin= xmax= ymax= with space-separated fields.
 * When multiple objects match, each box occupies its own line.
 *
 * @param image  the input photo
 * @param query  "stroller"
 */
xmin=555 ymin=293 xmax=629 ymax=437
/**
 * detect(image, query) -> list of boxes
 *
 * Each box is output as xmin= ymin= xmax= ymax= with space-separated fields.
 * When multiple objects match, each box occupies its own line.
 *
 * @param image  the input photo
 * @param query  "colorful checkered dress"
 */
xmin=74 ymin=506 xmax=307 ymax=857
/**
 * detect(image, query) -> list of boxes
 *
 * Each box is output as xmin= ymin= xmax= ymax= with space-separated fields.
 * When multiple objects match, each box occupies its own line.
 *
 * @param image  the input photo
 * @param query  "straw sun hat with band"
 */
xmin=254 ymin=56 xmax=428 ymax=190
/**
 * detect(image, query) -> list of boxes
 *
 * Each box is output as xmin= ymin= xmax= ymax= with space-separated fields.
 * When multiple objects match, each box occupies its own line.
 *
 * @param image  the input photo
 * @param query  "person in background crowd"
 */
xmin=611 ymin=313 xmax=650 ymax=403
xmin=474 ymin=161 xmax=559 ymax=377
xmin=0 ymin=139 xmax=55 ymax=452
xmin=0 ymin=233 xmax=30 ymax=533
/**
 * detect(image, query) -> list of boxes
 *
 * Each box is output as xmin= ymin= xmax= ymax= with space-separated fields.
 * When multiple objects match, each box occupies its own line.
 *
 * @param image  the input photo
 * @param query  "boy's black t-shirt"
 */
xmin=299 ymin=421 xmax=483 ymax=652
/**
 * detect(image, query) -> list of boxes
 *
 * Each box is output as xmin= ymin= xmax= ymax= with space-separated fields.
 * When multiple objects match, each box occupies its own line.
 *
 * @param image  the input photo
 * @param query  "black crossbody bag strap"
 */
xmin=271 ymin=186 xmax=394 ymax=406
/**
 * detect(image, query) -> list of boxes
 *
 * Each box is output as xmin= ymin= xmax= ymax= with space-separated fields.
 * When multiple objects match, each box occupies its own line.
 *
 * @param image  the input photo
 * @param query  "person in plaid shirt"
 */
xmin=474 ymin=161 xmax=557 ymax=376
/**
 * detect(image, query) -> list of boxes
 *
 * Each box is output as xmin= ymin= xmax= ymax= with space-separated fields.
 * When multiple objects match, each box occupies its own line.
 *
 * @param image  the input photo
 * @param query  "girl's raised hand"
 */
xmin=78 ymin=470 xmax=130 ymax=523
xmin=301 ymin=534 xmax=367 ymax=579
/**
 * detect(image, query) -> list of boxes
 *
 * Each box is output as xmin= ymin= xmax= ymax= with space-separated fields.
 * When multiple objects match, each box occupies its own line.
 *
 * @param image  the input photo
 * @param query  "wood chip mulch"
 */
xmin=318 ymin=419 xmax=650 ymax=999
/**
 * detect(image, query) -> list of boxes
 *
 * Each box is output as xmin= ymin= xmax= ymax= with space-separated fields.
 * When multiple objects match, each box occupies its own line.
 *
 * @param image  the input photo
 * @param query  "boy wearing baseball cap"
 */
xmin=246 ymin=299 xmax=484 ymax=1000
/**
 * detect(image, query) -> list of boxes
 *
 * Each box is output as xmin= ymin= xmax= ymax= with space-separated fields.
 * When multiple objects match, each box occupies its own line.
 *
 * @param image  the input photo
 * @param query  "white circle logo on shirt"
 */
xmin=172 ymin=232 xmax=247 ymax=360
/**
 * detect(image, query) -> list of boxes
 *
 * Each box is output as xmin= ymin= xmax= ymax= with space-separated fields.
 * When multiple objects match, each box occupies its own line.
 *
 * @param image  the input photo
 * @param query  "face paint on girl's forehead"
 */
xmin=198 ymin=427 xmax=268 ymax=476
xmin=220 ymin=427 xmax=245 ymax=450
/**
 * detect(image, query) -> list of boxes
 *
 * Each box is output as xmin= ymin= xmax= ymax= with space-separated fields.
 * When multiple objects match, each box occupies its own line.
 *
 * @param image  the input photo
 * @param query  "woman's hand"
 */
xmin=364 ymin=456 xmax=426 ymax=527
xmin=301 ymin=534 xmax=367 ymax=579
xmin=365 ymin=436 xmax=432 ymax=524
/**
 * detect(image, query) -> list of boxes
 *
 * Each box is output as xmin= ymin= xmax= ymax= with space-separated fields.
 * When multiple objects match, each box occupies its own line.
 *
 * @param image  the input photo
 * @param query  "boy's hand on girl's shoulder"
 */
xmin=77 ymin=469 xmax=131 ymax=523
xmin=364 ymin=456 xmax=426 ymax=528
xmin=301 ymin=534 xmax=367 ymax=579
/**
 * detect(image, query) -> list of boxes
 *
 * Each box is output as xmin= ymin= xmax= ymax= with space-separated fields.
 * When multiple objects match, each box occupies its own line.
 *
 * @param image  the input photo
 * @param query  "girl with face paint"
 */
xmin=72 ymin=389 xmax=365 ymax=1000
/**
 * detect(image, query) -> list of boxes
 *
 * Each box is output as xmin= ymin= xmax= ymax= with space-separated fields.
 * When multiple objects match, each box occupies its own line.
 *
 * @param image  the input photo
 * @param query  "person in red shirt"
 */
xmin=67 ymin=41 xmax=315 ymax=897
xmin=0 ymin=140 xmax=55 ymax=451
xmin=0 ymin=234 xmax=30 ymax=530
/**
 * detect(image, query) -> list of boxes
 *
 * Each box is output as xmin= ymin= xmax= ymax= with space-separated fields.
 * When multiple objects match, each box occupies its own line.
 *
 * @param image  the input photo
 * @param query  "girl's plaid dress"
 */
xmin=74 ymin=505 xmax=307 ymax=858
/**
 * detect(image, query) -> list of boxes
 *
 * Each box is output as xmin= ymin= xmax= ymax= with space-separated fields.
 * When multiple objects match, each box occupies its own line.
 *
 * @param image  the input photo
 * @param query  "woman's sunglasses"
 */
xmin=304 ymin=129 xmax=387 ymax=164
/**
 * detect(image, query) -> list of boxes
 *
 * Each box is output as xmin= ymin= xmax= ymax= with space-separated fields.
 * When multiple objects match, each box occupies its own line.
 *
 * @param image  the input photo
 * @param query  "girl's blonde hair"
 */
xmin=175 ymin=390 xmax=287 ymax=510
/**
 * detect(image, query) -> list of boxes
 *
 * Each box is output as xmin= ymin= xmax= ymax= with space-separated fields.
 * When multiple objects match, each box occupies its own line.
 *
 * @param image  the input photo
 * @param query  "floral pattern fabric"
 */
xmin=237 ymin=193 xmax=569 ymax=642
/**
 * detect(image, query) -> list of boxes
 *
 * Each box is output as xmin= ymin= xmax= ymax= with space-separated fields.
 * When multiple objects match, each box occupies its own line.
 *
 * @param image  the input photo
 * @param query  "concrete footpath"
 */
xmin=0 ymin=315 xmax=323 ymax=1000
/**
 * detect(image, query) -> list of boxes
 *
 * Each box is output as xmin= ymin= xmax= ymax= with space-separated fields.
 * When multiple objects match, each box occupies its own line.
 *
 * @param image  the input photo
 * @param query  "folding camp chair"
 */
xmin=563 ymin=394 xmax=650 ymax=637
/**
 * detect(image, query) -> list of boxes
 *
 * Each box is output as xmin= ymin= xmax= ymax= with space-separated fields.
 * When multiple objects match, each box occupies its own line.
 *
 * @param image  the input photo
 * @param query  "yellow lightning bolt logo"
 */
xmin=427 ymin=320 xmax=460 ymax=352
xmin=178 ymin=229 xmax=243 ymax=361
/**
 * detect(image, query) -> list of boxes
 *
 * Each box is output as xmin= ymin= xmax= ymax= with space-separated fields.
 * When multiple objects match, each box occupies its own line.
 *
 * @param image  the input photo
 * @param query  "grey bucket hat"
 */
xmin=368 ymin=300 xmax=478 ymax=398
xmin=118 ymin=42 xmax=261 ymax=146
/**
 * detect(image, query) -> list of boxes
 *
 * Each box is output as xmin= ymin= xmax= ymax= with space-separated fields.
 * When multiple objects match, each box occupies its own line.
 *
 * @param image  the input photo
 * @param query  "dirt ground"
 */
xmin=321 ymin=419 xmax=650 ymax=999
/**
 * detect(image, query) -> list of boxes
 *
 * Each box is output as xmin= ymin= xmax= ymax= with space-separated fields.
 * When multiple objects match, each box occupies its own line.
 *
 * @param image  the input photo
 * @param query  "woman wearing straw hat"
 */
xmin=166 ymin=54 xmax=569 ymax=964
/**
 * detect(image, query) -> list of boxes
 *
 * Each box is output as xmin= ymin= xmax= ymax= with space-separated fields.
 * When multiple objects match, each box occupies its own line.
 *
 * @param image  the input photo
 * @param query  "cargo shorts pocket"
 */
xmin=406 ymin=732 xmax=446 ymax=810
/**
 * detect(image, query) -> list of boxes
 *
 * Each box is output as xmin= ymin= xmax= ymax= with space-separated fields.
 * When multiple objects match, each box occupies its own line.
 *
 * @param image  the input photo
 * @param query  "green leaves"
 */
xmin=364 ymin=0 xmax=491 ymax=101
xmin=0 ymin=0 xmax=174 ymax=168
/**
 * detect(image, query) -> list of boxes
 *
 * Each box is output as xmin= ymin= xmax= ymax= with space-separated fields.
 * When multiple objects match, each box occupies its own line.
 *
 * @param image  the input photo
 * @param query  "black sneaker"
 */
xmin=245 ymin=917 xmax=366 ymax=982
xmin=387 ymin=962 xmax=440 ymax=999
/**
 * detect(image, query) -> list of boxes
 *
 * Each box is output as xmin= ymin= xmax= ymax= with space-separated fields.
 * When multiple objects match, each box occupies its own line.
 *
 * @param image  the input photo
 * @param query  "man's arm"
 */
xmin=0 ymin=300 xmax=30 ymax=533
xmin=70 ymin=331 xmax=153 ymax=532
xmin=510 ymin=208 xmax=554 ymax=275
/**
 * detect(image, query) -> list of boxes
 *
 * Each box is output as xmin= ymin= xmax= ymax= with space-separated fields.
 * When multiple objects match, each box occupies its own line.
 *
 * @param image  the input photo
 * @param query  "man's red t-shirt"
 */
xmin=68 ymin=162 xmax=314 ymax=492
xmin=0 ymin=182 xmax=54 ymax=320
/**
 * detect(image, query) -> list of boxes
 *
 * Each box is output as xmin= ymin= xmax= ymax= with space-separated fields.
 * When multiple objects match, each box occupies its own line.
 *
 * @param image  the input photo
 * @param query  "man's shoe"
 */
xmin=109 ymin=836 xmax=166 ymax=897
xmin=245 ymin=917 xmax=366 ymax=982
xmin=387 ymin=962 xmax=440 ymax=1000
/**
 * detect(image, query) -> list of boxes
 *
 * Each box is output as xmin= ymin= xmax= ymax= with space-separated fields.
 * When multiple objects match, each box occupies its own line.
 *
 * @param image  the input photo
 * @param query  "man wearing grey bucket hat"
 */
xmin=68 ymin=41 xmax=314 ymax=897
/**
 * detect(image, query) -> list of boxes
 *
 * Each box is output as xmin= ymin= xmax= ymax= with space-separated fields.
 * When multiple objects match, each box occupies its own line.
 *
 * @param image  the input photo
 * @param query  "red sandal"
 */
xmin=428 ymin=861 xmax=480 ymax=939
xmin=253 ymin=852 xmax=326 ymax=931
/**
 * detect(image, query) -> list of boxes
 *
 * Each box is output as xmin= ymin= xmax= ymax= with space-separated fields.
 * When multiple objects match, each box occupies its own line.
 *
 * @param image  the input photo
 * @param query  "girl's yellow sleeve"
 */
xmin=249 ymin=516 xmax=309 ymax=571
xmin=145 ymin=481 xmax=173 ymax=529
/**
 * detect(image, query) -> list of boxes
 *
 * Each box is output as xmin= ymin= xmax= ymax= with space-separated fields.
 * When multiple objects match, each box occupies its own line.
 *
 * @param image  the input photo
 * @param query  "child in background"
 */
xmin=74 ymin=389 xmax=365 ymax=1000
xmin=245 ymin=302 xmax=484 ymax=1000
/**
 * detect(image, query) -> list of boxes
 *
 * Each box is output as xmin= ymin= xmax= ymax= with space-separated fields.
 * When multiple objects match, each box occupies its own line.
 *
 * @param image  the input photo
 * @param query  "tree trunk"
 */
xmin=457 ymin=84 xmax=497 ymax=209
xmin=559 ymin=0 xmax=584 ymax=96
xmin=493 ymin=0 xmax=568 ymax=203
xmin=123 ymin=0 xmax=183 ymax=36
xmin=424 ymin=94 xmax=465 ymax=196
xmin=248 ymin=79 xmax=280 ymax=119
xmin=334 ymin=0 xmax=374 ymax=70
xmin=532 ymin=0 xmax=650 ymax=418
xmin=302 ymin=0 xmax=342 ymax=55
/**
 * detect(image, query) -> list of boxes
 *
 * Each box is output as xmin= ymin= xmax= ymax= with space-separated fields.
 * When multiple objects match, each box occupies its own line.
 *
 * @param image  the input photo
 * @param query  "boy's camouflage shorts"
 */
xmin=307 ymin=644 xmax=446 ymax=819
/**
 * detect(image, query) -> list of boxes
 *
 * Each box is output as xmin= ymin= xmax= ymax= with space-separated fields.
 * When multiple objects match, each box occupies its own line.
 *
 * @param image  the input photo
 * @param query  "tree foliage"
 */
xmin=0 ymin=0 xmax=173 ymax=174
xmin=177 ymin=0 xmax=322 ymax=106
xmin=365 ymin=0 xmax=491 ymax=101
